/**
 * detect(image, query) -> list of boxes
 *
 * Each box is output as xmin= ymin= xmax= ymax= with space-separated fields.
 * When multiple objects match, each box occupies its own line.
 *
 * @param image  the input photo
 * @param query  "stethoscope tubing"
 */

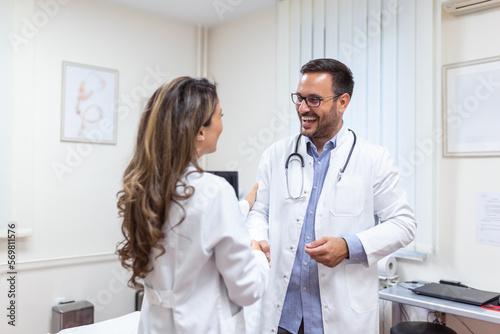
xmin=285 ymin=129 xmax=357 ymax=199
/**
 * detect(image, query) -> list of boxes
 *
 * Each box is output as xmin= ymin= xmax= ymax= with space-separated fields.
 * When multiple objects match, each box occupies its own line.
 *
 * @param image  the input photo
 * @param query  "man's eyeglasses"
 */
xmin=291 ymin=93 xmax=339 ymax=108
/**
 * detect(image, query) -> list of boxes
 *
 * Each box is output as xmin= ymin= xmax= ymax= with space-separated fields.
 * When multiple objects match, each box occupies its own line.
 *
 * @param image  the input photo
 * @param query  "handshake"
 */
xmin=251 ymin=240 xmax=271 ymax=265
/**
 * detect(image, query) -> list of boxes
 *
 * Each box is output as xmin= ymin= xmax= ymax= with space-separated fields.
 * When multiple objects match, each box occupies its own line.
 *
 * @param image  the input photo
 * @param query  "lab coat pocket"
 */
xmin=329 ymin=177 xmax=364 ymax=216
xmin=220 ymin=307 xmax=246 ymax=333
xmin=345 ymin=264 xmax=378 ymax=313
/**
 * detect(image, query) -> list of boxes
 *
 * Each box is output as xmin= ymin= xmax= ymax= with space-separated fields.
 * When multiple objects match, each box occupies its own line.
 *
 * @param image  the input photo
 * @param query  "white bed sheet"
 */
xmin=58 ymin=311 xmax=140 ymax=334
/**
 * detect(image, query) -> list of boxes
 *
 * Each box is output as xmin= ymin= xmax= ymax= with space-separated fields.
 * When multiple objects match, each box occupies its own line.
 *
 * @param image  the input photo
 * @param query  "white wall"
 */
xmin=206 ymin=5 xmax=287 ymax=195
xmin=0 ymin=0 xmax=198 ymax=333
xmin=397 ymin=7 xmax=500 ymax=334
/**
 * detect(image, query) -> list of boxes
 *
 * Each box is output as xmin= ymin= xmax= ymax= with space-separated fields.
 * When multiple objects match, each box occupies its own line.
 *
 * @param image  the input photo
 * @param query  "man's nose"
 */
xmin=298 ymin=100 xmax=310 ymax=113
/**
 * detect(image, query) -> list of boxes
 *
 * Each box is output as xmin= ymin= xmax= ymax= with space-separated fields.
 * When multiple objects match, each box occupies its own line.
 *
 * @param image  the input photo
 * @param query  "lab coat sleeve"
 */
xmin=238 ymin=200 xmax=250 ymax=217
xmin=246 ymin=147 xmax=271 ymax=242
xmin=357 ymin=148 xmax=417 ymax=266
xmin=205 ymin=182 xmax=269 ymax=307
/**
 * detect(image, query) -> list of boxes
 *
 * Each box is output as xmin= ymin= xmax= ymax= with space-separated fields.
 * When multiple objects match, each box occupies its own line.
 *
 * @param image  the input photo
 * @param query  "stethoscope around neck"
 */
xmin=285 ymin=129 xmax=357 ymax=200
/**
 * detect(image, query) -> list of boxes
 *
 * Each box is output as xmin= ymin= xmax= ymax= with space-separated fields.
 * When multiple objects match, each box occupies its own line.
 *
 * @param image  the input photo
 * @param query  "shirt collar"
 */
xmin=305 ymin=123 xmax=343 ymax=158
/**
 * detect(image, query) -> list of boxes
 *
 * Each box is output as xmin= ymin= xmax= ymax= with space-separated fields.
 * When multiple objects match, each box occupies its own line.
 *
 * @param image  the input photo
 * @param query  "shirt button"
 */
xmin=317 ymin=161 xmax=321 ymax=165
xmin=324 ymin=304 xmax=329 ymax=309
xmin=309 ymin=210 xmax=313 ymax=215
xmin=313 ymin=185 xmax=317 ymax=189
xmin=306 ymin=236 xmax=311 ymax=240
xmin=355 ymin=257 xmax=359 ymax=261
xmin=303 ymin=262 xmax=308 ymax=266
xmin=303 ymin=287 xmax=307 ymax=291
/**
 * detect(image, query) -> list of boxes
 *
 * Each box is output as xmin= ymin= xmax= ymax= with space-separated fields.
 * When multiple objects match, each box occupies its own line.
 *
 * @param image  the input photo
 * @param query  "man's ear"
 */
xmin=337 ymin=93 xmax=351 ymax=115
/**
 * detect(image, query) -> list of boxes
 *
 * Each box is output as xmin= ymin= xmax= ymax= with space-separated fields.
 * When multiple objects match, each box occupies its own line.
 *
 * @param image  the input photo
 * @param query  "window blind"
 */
xmin=276 ymin=0 xmax=440 ymax=253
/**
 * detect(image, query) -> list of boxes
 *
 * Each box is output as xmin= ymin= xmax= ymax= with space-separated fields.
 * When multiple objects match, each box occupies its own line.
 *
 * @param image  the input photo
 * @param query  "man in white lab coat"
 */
xmin=247 ymin=58 xmax=417 ymax=334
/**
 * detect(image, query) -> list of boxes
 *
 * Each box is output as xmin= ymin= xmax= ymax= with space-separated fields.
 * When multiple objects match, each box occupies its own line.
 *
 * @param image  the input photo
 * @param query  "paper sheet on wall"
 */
xmin=477 ymin=192 xmax=500 ymax=245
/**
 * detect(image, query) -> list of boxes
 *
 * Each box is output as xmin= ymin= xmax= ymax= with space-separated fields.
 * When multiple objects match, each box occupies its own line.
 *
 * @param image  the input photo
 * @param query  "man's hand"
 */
xmin=252 ymin=239 xmax=271 ymax=264
xmin=304 ymin=237 xmax=348 ymax=268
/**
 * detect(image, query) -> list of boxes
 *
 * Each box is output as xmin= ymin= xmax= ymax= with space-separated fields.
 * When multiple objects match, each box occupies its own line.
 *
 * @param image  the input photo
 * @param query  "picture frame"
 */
xmin=61 ymin=61 xmax=119 ymax=144
xmin=442 ymin=56 xmax=500 ymax=157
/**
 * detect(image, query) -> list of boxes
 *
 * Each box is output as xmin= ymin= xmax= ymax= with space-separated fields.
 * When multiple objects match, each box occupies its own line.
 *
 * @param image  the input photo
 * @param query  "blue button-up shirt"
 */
xmin=278 ymin=132 xmax=367 ymax=334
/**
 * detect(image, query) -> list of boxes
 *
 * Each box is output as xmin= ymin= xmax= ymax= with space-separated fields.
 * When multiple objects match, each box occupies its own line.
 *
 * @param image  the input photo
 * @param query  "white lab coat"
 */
xmin=246 ymin=125 xmax=416 ymax=333
xmin=138 ymin=167 xmax=268 ymax=334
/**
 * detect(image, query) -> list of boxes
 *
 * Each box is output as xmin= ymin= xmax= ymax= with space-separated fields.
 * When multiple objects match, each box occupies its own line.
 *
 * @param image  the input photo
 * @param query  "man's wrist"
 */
xmin=341 ymin=237 xmax=350 ymax=259
xmin=342 ymin=235 xmax=367 ymax=263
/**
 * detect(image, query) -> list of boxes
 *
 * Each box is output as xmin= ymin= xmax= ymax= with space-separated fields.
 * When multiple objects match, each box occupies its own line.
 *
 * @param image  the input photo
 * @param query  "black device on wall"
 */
xmin=207 ymin=171 xmax=239 ymax=199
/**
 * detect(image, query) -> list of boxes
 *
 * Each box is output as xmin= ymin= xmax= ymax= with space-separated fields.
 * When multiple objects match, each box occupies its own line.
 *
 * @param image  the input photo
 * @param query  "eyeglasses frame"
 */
xmin=291 ymin=93 xmax=341 ymax=108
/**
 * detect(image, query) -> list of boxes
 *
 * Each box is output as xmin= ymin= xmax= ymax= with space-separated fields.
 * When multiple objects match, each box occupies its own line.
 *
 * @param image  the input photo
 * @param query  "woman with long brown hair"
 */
xmin=117 ymin=77 xmax=268 ymax=333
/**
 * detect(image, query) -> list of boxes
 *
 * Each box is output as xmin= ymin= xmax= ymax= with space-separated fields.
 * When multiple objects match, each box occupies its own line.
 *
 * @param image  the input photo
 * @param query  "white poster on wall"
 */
xmin=443 ymin=56 xmax=500 ymax=157
xmin=477 ymin=192 xmax=500 ymax=246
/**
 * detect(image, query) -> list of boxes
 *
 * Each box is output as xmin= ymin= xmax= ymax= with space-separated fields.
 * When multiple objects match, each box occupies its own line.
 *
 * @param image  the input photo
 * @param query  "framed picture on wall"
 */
xmin=442 ymin=56 xmax=500 ymax=157
xmin=61 ymin=61 xmax=118 ymax=144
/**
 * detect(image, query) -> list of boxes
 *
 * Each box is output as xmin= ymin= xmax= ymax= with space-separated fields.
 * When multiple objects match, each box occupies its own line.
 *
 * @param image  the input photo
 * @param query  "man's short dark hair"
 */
xmin=300 ymin=58 xmax=354 ymax=98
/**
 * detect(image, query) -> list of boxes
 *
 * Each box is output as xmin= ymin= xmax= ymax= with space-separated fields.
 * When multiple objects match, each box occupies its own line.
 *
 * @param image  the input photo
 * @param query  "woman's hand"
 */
xmin=245 ymin=183 xmax=259 ymax=210
xmin=251 ymin=240 xmax=261 ymax=251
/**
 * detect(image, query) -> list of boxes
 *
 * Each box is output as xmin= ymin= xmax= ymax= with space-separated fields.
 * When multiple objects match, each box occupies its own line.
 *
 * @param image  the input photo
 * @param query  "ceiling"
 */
xmin=102 ymin=0 xmax=278 ymax=27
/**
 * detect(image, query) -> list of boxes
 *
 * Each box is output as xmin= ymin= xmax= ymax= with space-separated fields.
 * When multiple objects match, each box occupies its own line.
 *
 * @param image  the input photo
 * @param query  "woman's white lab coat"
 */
xmin=246 ymin=125 xmax=417 ymax=333
xmin=138 ymin=167 xmax=268 ymax=334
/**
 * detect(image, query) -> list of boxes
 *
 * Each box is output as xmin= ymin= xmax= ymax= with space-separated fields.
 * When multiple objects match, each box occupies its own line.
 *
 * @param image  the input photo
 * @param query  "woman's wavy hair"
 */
xmin=116 ymin=77 xmax=218 ymax=288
